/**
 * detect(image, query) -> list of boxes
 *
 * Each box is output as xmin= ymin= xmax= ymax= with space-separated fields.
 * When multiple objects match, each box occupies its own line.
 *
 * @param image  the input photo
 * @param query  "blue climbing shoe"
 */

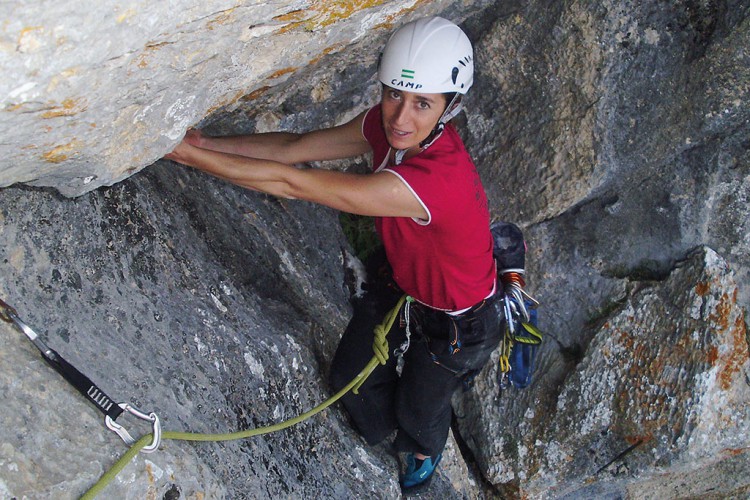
xmin=400 ymin=453 xmax=442 ymax=494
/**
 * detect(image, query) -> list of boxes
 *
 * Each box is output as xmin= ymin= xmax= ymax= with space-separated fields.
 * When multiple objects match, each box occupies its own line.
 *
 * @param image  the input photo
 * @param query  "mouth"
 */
xmin=388 ymin=125 xmax=412 ymax=140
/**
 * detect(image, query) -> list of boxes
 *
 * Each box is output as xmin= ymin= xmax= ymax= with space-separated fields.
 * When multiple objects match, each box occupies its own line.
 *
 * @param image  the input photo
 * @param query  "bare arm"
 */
xmin=165 ymin=140 xmax=428 ymax=220
xmin=188 ymin=110 xmax=371 ymax=164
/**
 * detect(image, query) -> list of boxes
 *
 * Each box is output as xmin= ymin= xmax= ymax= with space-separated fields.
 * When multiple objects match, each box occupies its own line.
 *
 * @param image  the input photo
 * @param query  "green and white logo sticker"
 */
xmin=390 ymin=69 xmax=422 ymax=90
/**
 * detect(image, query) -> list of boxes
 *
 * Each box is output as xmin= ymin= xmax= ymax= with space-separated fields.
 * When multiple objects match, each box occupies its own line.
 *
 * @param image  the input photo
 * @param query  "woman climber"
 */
xmin=166 ymin=16 xmax=504 ymax=494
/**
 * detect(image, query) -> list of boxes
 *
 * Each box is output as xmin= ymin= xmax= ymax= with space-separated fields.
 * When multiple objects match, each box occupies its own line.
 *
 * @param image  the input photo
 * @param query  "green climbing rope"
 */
xmin=81 ymin=294 xmax=408 ymax=499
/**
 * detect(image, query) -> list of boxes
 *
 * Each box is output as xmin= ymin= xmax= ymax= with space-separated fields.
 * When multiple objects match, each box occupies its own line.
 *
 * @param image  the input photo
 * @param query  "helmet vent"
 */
xmin=452 ymin=67 xmax=459 ymax=84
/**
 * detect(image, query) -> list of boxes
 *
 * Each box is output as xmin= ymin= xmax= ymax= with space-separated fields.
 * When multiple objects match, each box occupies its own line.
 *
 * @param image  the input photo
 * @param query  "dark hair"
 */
xmin=443 ymin=92 xmax=459 ymax=111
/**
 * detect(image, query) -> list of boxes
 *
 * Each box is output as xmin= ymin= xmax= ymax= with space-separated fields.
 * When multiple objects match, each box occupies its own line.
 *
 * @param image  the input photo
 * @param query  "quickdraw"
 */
xmin=0 ymin=297 xmax=161 ymax=453
xmin=2 ymin=294 xmax=406 ymax=498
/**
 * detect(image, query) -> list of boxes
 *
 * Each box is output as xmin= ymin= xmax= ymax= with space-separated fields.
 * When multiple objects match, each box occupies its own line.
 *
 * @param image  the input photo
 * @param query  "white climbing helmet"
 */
xmin=378 ymin=16 xmax=474 ymax=95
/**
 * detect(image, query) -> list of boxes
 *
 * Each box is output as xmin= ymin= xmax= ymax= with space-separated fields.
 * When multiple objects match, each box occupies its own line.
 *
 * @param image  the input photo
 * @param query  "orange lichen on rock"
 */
xmin=274 ymin=0 xmax=390 ymax=33
xmin=710 ymin=291 xmax=733 ymax=332
xmin=706 ymin=345 xmax=719 ymax=365
xmin=274 ymin=9 xmax=306 ymax=23
xmin=373 ymin=0 xmax=430 ymax=30
xmin=716 ymin=312 xmax=749 ymax=390
xmin=241 ymin=86 xmax=271 ymax=101
xmin=202 ymin=90 xmax=246 ymax=116
xmin=699 ymin=275 xmax=749 ymax=390
xmin=206 ymin=8 xmax=237 ymax=30
xmin=136 ymin=41 xmax=171 ymax=69
xmin=273 ymin=9 xmax=309 ymax=34
xmin=42 ymin=139 xmax=82 ymax=163
xmin=308 ymin=43 xmax=345 ymax=65
xmin=307 ymin=0 xmax=390 ymax=29
xmin=17 ymin=26 xmax=45 ymax=52
xmin=41 ymin=98 xmax=87 ymax=118
xmin=268 ymin=67 xmax=297 ymax=80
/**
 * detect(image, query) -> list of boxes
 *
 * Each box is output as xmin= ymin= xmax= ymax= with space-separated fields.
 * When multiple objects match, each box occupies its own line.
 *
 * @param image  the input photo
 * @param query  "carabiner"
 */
xmin=498 ymin=353 xmax=510 ymax=373
xmin=0 ymin=298 xmax=54 ymax=355
xmin=503 ymin=298 xmax=516 ymax=335
xmin=105 ymin=402 xmax=162 ymax=453
xmin=0 ymin=297 xmax=17 ymax=323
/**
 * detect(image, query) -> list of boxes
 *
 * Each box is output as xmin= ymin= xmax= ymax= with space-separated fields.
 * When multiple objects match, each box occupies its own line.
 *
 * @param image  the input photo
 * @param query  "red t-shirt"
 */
xmin=362 ymin=105 xmax=495 ymax=311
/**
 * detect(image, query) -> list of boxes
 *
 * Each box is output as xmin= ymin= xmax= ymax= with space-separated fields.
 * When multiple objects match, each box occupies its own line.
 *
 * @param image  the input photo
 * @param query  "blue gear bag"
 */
xmin=504 ymin=303 xmax=542 ymax=389
xmin=490 ymin=221 xmax=543 ymax=390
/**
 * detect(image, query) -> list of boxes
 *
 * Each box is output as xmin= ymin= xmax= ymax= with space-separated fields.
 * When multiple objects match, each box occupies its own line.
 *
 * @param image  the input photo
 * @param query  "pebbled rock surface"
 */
xmin=456 ymin=247 xmax=749 ymax=498
xmin=452 ymin=1 xmax=750 ymax=498
xmin=0 ymin=166 xmax=479 ymax=497
xmin=1 ymin=0 xmax=749 ymax=498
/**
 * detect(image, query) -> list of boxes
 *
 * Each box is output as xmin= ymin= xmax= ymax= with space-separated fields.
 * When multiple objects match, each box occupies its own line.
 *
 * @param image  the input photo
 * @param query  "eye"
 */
xmin=417 ymin=100 xmax=431 ymax=110
xmin=388 ymin=89 xmax=401 ymax=100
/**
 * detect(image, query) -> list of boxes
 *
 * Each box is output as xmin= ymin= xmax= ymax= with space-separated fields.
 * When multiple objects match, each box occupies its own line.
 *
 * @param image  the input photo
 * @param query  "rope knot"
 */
xmin=352 ymin=294 xmax=408 ymax=394
xmin=372 ymin=323 xmax=389 ymax=365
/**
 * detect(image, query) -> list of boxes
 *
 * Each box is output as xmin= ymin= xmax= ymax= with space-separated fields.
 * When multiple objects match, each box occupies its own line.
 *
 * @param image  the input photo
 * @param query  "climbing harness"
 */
xmin=1 ymin=293 xmax=407 ymax=499
xmin=0 ymin=297 xmax=161 ymax=453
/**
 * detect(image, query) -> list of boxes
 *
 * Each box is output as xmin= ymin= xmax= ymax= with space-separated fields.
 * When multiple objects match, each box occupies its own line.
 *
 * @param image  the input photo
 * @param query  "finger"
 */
xmin=184 ymin=129 xmax=204 ymax=147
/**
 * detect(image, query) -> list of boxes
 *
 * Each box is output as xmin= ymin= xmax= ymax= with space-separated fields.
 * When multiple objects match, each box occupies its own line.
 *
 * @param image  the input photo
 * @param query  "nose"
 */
xmin=392 ymin=101 xmax=410 ymax=126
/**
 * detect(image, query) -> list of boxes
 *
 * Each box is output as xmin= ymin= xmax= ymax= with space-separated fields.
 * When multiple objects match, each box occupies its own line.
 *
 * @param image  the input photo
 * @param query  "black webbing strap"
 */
xmin=1 ymin=297 xmax=124 ymax=421
xmin=41 ymin=347 xmax=125 ymax=421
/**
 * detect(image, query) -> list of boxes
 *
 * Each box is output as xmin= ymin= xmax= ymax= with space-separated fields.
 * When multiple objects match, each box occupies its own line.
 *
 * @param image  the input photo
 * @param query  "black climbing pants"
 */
xmin=329 ymin=282 xmax=504 ymax=458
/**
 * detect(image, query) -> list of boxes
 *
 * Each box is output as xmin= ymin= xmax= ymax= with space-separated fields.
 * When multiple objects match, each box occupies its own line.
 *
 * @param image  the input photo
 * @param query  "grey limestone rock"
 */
xmin=456 ymin=247 xmax=749 ymax=498
xmin=0 ymin=0 xmax=748 ymax=498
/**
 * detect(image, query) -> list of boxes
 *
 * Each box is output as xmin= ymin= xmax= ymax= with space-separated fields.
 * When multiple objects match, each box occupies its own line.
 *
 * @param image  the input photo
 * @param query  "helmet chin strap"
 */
xmin=394 ymin=94 xmax=463 ymax=165
xmin=394 ymin=148 xmax=409 ymax=165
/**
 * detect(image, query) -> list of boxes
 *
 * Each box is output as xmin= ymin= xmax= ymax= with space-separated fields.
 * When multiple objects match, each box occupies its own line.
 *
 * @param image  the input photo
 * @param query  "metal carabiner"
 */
xmin=0 ymin=297 xmax=17 ymax=323
xmin=503 ymin=297 xmax=516 ymax=335
xmin=105 ymin=402 xmax=162 ymax=453
xmin=0 ymin=298 xmax=55 ymax=355
xmin=498 ymin=353 xmax=510 ymax=373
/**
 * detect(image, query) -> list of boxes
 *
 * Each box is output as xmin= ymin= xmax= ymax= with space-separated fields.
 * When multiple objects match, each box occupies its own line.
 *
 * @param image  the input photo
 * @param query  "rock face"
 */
xmin=456 ymin=247 xmax=749 ymax=498
xmin=451 ymin=1 xmax=750 ymax=497
xmin=0 ymin=0 xmax=480 ymax=197
xmin=0 ymin=0 xmax=748 ymax=499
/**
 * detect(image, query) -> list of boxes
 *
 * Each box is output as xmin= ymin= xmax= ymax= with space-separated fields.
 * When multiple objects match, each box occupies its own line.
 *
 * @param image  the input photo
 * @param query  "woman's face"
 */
xmin=380 ymin=86 xmax=447 ymax=152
